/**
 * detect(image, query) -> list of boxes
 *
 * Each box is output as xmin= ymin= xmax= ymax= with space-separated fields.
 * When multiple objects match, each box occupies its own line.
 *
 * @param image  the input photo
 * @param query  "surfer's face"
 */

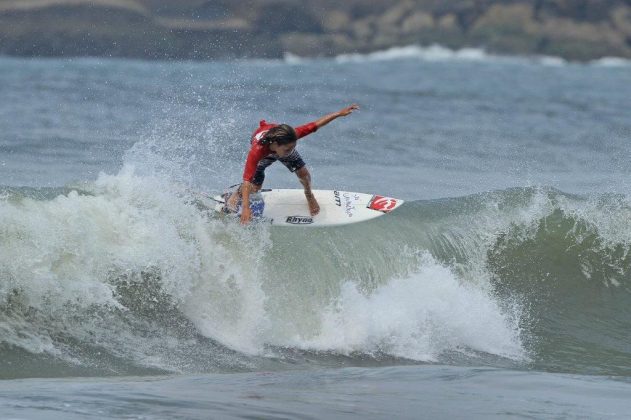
xmin=271 ymin=141 xmax=296 ymax=157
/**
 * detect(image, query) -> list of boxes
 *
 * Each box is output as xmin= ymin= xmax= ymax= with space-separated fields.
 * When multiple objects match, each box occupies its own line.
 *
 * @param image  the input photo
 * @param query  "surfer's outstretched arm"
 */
xmin=312 ymin=104 xmax=359 ymax=130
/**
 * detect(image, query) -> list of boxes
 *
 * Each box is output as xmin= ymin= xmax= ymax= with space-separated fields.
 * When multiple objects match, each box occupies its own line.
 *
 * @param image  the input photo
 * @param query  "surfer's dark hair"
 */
xmin=261 ymin=124 xmax=297 ymax=145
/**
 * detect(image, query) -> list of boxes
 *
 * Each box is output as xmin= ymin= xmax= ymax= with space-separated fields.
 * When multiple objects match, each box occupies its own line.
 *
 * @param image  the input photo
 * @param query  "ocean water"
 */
xmin=1 ymin=45 xmax=631 ymax=418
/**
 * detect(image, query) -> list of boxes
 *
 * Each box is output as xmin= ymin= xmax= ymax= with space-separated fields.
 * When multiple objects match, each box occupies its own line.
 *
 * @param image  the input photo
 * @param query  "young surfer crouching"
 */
xmin=227 ymin=104 xmax=359 ymax=224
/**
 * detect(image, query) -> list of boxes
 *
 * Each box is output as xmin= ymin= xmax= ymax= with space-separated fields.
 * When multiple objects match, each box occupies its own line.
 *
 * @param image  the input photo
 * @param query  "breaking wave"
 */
xmin=2 ymin=172 xmax=631 ymax=378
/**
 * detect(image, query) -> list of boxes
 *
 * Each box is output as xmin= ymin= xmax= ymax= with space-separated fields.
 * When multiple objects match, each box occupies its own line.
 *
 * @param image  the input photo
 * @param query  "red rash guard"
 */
xmin=242 ymin=120 xmax=318 ymax=182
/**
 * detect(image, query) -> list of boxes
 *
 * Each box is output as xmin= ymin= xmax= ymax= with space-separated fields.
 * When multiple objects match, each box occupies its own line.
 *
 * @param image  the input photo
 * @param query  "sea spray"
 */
xmin=0 ymin=168 xmax=272 ymax=375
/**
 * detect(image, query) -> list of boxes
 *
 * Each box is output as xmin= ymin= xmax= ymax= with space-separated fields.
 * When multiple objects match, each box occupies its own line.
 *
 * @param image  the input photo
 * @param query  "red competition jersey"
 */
xmin=242 ymin=120 xmax=318 ymax=182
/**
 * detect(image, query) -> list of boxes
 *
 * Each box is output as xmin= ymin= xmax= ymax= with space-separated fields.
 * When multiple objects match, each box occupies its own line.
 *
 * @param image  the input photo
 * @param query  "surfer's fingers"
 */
xmin=341 ymin=104 xmax=359 ymax=115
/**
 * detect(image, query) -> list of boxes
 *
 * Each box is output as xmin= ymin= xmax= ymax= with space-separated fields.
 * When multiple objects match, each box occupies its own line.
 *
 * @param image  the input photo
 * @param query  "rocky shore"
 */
xmin=1 ymin=0 xmax=630 ymax=61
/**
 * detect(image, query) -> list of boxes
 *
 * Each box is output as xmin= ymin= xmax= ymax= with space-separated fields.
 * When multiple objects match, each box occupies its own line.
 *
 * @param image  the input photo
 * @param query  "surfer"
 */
xmin=228 ymin=104 xmax=359 ymax=224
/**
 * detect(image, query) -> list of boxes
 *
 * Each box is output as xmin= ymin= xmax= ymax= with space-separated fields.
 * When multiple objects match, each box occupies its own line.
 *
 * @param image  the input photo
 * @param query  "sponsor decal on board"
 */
xmin=367 ymin=195 xmax=398 ymax=213
xmin=334 ymin=191 xmax=361 ymax=217
xmin=286 ymin=215 xmax=314 ymax=225
xmin=334 ymin=190 xmax=341 ymax=206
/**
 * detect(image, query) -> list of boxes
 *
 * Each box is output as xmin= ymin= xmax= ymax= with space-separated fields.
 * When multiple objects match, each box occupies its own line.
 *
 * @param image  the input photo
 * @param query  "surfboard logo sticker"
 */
xmin=367 ymin=195 xmax=398 ymax=213
xmin=334 ymin=190 xmax=342 ymax=206
xmin=286 ymin=215 xmax=314 ymax=225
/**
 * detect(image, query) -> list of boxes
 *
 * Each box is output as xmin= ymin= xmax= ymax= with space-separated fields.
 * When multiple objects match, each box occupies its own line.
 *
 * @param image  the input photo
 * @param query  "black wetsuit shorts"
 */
xmin=251 ymin=149 xmax=306 ymax=186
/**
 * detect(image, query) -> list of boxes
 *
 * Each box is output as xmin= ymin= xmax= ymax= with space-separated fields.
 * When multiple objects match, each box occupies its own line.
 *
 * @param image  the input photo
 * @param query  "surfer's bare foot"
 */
xmin=305 ymin=192 xmax=320 ymax=216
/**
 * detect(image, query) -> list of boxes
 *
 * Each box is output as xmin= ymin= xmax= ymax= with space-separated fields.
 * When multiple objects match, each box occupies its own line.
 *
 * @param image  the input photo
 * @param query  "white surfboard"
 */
xmin=203 ymin=189 xmax=403 ymax=227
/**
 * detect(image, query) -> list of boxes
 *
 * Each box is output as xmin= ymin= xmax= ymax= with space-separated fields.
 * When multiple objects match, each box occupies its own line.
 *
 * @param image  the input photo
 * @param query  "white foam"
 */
xmin=283 ymin=44 xmax=577 ymax=67
xmin=0 ymin=167 xmax=272 ymax=361
xmin=282 ymin=253 xmax=526 ymax=362
xmin=590 ymin=57 xmax=631 ymax=67
xmin=536 ymin=55 xmax=568 ymax=67
xmin=283 ymin=52 xmax=305 ymax=65
xmin=555 ymin=193 xmax=631 ymax=261
xmin=335 ymin=44 xmax=490 ymax=63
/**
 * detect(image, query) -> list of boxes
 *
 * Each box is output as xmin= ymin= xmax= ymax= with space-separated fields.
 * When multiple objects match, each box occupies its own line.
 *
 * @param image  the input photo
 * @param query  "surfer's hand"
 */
xmin=338 ymin=104 xmax=359 ymax=117
xmin=314 ymin=104 xmax=359 ymax=129
xmin=240 ymin=207 xmax=252 ymax=225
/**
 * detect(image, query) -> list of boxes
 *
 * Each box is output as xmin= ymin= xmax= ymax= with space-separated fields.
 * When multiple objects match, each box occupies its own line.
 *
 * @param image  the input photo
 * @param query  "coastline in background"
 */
xmin=1 ymin=0 xmax=631 ymax=61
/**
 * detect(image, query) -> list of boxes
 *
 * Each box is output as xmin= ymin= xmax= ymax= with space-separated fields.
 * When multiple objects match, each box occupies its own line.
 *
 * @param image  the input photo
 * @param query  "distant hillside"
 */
xmin=1 ymin=0 xmax=630 ymax=60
